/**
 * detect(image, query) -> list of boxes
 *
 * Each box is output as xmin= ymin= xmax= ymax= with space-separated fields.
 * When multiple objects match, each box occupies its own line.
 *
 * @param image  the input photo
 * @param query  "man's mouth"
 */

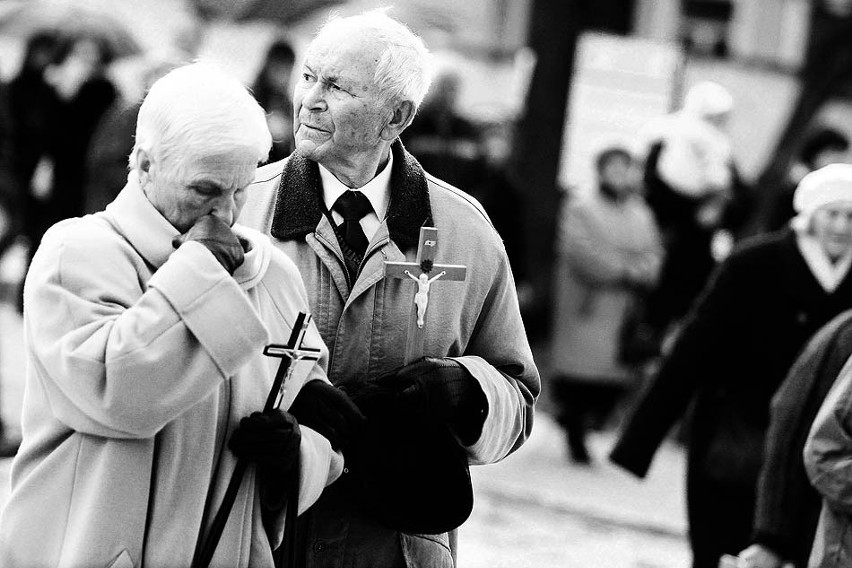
xmin=301 ymin=123 xmax=328 ymax=133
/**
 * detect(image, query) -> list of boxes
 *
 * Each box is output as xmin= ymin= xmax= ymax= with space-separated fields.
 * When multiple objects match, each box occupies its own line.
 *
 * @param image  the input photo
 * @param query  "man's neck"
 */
xmin=326 ymin=145 xmax=392 ymax=189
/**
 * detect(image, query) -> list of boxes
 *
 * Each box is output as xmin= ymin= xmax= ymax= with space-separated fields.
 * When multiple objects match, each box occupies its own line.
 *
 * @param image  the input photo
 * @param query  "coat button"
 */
xmin=313 ymin=541 xmax=326 ymax=553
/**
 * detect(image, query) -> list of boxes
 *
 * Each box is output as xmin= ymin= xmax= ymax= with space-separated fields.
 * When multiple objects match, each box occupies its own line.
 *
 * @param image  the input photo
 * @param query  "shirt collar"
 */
xmin=319 ymin=151 xmax=393 ymax=220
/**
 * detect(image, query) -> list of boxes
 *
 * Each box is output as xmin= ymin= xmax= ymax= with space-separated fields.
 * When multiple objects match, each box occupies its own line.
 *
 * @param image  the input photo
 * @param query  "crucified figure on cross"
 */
xmin=404 ymin=269 xmax=447 ymax=328
xmin=384 ymin=227 xmax=467 ymax=363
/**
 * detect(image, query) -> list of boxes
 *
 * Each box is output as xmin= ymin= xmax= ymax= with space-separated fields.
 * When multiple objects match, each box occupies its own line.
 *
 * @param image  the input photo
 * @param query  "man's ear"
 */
xmin=380 ymin=100 xmax=415 ymax=141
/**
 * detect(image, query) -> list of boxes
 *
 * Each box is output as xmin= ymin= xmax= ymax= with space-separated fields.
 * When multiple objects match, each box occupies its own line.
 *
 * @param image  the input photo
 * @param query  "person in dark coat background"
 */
xmin=251 ymin=39 xmax=296 ymax=163
xmin=640 ymin=82 xmax=753 ymax=344
xmin=45 ymin=34 xmax=116 ymax=224
xmin=7 ymin=32 xmax=63 ymax=255
xmin=610 ymin=163 xmax=852 ymax=568
xmin=733 ymin=309 xmax=852 ymax=568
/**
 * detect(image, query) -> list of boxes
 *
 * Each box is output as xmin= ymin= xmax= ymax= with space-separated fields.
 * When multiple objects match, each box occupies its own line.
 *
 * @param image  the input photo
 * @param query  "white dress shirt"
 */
xmin=320 ymin=153 xmax=393 ymax=242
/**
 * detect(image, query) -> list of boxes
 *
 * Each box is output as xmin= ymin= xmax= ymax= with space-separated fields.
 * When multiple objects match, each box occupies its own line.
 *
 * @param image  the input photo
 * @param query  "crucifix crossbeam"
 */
xmin=384 ymin=227 xmax=467 ymax=363
xmin=263 ymin=312 xmax=323 ymax=411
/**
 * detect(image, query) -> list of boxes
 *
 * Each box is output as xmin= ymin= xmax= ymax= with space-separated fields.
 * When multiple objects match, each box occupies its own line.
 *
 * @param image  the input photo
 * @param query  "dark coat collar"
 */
xmin=270 ymin=139 xmax=433 ymax=251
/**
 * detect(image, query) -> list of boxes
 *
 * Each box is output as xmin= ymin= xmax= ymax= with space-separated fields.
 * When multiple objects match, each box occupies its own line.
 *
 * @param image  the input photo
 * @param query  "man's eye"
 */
xmin=329 ymin=83 xmax=342 ymax=91
xmin=301 ymin=73 xmax=315 ymax=83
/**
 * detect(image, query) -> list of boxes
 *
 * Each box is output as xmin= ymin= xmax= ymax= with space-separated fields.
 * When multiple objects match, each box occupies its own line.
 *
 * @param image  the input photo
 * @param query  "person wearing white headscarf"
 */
xmin=638 ymin=80 xmax=753 ymax=345
xmin=611 ymin=166 xmax=852 ymax=568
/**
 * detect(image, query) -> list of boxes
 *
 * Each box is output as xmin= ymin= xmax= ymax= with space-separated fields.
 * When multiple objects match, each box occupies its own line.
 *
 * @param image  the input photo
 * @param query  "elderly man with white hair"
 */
xmin=611 ymin=163 xmax=852 ymax=568
xmin=0 ymin=62 xmax=359 ymax=568
xmin=240 ymin=9 xmax=540 ymax=568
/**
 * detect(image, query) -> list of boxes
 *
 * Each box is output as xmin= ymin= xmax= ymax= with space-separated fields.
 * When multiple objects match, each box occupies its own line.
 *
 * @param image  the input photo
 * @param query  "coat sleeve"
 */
xmin=751 ymin=313 xmax=852 ymax=558
xmin=804 ymin=358 xmax=852 ymax=516
xmin=24 ymin=222 xmax=269 ymax=439
xmin=453 ymin=252 xmax=540 ymax=465
xmin=267 ymin=426 xmax=344 ymax=549
xmin=609 ymin=250 xmax=743 ymax=477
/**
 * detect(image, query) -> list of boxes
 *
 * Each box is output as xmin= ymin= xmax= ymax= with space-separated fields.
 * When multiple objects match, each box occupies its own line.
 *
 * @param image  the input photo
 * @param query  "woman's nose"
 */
xmin=210 ymin=196 xmax=237 ymax=226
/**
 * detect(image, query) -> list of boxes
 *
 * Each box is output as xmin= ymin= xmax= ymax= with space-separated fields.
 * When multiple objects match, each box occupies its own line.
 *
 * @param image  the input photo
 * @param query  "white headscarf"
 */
xmin=791 ymin=163 xmax=852 ymax=232
xmin=792 ymin=164 xmax=852 ymax=292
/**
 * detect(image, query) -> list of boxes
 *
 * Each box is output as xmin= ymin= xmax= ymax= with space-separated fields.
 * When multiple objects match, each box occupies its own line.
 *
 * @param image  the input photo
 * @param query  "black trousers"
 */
xmin=551 ymin=377 xmax=629 ymax=458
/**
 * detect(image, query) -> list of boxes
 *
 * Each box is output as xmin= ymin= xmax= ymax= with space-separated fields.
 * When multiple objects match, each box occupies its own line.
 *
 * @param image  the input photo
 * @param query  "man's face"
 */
xmin=143 ymin=150 xmax=257 ymax=233
xmin=811 ymin=201 xmax=852 ymax=260
xmin=293 ymin=35 xmax=394 ymax=172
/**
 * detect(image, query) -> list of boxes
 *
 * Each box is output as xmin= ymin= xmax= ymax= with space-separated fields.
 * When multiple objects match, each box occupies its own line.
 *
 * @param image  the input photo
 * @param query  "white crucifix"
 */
xmin=385 ymin=227 xmax=467 ymax=363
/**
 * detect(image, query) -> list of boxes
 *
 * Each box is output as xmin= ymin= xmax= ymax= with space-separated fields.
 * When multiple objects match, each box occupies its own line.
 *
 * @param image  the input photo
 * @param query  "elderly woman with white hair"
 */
xmin=0 ymin=62 xmax=362 ymax=568
xmin=611 ymin=164 xmax=852 ymax=568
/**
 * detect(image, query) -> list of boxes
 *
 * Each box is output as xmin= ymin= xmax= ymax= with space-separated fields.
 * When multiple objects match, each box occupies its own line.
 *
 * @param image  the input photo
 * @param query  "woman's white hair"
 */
xmin=311 ymin=8 xmax=434 ymax=110
xmin=130 ymin=61 xmax=272 ymax=176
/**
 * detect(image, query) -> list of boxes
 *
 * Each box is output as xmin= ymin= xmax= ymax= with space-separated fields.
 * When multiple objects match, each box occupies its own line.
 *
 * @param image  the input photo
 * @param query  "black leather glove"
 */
xmin=385 ymin=357 xmax=487 ymax=445
xmin=228 ymin=410 xmax=301 ymax=511
xmin=289 ymin=380 xmax=366 ymax=452
xmin=172 ymin=214 xmax=245 ymax=274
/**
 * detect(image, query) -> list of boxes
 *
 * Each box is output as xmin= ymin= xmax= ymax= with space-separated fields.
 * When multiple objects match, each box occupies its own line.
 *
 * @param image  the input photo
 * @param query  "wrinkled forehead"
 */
xmin=168 ymin=148 xmax=260 ymax=182
xmin=305 ymin=32 xmax=383 ymax=77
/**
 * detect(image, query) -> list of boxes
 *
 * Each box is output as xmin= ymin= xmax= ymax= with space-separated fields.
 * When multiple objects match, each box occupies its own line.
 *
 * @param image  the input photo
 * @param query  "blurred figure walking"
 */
xmin=804 ymin=320 xmax=852 ymax=568
xmin=252 ymin=39 xmax=296 ymax=163
xmin=611 ymin=164 xmax=852 ymax=568
xmin=640 ymin=81 xmax=752 ymax=343
xmin=550 ymin=146 xmax=663 ymax=464
xmin=736 ymin=310 xmax=852 ymax=568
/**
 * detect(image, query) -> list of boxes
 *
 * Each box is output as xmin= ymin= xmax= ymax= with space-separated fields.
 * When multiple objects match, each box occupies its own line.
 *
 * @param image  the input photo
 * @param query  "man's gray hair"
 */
xmin=129 ymin=62 xmax=272 ymax=176
xmin=312 ymin=9 xmax=434 ymax=110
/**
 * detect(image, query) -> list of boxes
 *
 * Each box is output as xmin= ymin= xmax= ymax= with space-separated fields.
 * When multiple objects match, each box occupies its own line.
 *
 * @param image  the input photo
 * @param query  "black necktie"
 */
xmin=333 ymin=191 xmax=372 ymax=256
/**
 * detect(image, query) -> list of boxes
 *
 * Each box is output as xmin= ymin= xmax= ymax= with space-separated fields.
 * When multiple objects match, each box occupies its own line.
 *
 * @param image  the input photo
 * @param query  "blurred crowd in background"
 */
xmin=4 ymin=0 xmax=852 ymax=567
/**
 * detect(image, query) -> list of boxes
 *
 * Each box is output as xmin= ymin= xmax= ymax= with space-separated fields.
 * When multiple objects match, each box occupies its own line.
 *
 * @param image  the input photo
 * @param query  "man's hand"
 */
xmin=384 ymin=357 xmax=487 ymax=445
xmin=228 ymin=410 xmax=301 ymax=511
xmin=172 ymin=214 xmax=245 ymax=274
xmin=738 ymin=544 xmax=793 ymax=568
xmin=288 ymin=380 xmax=366 ymax=452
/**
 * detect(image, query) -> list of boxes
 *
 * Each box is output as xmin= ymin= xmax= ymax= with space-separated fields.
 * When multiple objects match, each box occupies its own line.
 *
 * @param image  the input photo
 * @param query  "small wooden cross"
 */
xmin=385 ymin=227 xmax=467 ymax=363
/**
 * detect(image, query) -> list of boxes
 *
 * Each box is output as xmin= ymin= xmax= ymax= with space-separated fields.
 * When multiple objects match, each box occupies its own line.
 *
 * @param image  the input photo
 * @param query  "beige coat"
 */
xmin=550 ymin=191 xmax=663 ymax=382
xmin=0 ymin=178 xmax=344 ymax=568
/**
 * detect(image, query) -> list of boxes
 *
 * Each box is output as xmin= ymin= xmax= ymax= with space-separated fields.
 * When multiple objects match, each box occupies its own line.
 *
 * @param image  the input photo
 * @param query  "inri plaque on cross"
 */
xmin=384 ymin=227 xmax=467 ymax=363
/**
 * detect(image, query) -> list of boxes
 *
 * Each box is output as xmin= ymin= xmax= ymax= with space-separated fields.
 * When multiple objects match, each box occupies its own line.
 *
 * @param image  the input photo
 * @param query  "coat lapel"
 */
xmin=269 ymin=139 xmax=433 ymax=252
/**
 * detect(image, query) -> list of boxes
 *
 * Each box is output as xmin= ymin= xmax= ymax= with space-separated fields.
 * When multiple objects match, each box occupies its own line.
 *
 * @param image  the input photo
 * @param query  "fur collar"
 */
xmin=270 ymin=140 xmax=433 ymax=251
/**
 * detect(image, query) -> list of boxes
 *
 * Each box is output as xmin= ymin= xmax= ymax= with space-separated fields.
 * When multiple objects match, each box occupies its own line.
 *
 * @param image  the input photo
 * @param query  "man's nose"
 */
xmin=301 ymin=82 xmax=327 ymax=111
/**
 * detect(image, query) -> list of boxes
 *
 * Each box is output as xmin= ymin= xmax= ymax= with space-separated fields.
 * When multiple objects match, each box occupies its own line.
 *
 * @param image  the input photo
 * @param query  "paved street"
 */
xmin=0 ymin=242 xmax=691 ymax=567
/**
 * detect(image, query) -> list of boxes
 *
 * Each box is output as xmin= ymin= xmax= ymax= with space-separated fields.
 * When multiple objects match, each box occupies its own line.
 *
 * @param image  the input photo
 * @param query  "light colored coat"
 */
xmin=804 ymin=356 xmax=852 ymax=568
xmin=0 ymin=178 xmax=344 ymax=568
xmin=550 ymin=191 xmax=663 ymax=381
xmin=239 ymin=141 xmax=540 ymax=568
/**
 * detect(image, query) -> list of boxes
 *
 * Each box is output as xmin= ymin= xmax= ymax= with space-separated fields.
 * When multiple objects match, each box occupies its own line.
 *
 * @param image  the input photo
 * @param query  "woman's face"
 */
xmin=811 ymin=201 xmax=852 ymax=260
